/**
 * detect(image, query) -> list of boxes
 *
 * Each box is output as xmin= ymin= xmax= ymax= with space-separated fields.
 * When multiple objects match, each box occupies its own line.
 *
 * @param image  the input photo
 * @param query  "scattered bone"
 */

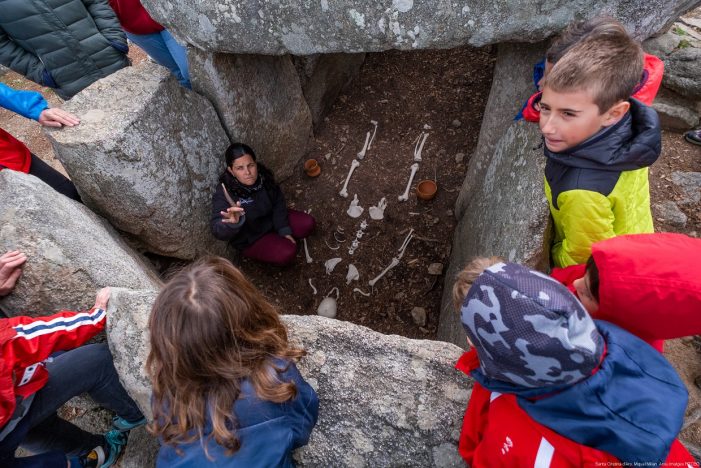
xmin=346 ymin=264 xmax=359 ymax=284
xmin=353 ymin=288 xmax=371 ymax=297
xmin=398 ymin=163 xmax=420 ymax=202
xmin=367 ymin=120 xmax=378 ymax=150
xmin=397 ymin=228 xmax=415 ymax=259
xmin=423 ymin=123 xmax=432 ymax=130
xmin=369 ymin=197 xmax=387 ymax=220
xmin=317 ymin=287 xmax=339 ymax=318
xmin=356 ymin=131 xmax=371 ymax=160
xmin=339 ymin=159 xmax=360 ymax=198
xmin=308 ymin=278 xmax=317 ymax=295
xmin=324 ymin=257 xmax=342 ymax=274
xmin=360 ymin=220 xmax=368 ymax=230
xmin=333 ymin=231 xmax=347 ymax=243
xmin=413 ymin=132 xmax=429 ymax=162
xmin=348 ymin=239 xmax=360 ymax=255
xmin=303 ymin=238 xmax=313 ymax=263
xmin=324 ymin=238 xmax=340 ymax=250
xmin=369 ymin=257 xmax=400 ymax=287
xmin=347 ymin=194 xmax=364 ymax=218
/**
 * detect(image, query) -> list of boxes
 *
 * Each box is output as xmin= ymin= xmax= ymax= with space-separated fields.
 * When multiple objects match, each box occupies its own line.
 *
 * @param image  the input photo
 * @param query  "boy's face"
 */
xmin=538 ymin=86 xmax=626 ymax=153
xmin=573 ymin=272 xmax=599 ymax=315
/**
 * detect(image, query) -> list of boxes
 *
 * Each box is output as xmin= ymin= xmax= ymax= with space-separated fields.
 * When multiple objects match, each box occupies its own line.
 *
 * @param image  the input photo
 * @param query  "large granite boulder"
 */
xmin=189 ymin=50 xmax=313 ymax=180
xmin=0 ymin=171 xmax=160 ymax=316
xmin=141 ymin=0 xmax=699 ymax=55
xmin=46 ymin=62 xmax=229 ymax=260
xmin=106 ymin=289 xmax=469 ymax=467
xmin=441 ymin=43 xmax=551 ymax=348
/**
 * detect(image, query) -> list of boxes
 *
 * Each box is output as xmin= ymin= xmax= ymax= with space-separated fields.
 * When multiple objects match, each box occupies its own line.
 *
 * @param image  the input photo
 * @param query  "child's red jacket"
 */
xmin=522 ymin=53 xmax=664 ymax=122
xmin=0 ymin=308 xmax=106 ymax=431
xmin=456 ymin=349 xmax=695 ymax=466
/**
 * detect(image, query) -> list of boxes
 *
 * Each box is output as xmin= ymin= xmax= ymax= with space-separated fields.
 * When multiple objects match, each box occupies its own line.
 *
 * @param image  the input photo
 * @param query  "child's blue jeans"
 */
xmin=127 ymin=30 xmax=191 ymax=89
xmin=0 ymin=343 xmax=145 ymax=467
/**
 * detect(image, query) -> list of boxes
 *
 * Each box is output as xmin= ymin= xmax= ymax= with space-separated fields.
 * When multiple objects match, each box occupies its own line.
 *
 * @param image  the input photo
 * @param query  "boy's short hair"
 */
xmin=541 ymin=30 xmax=643 ymax=113
xmin=452 ymin=256 xmax=505 ymax=311
xmin=546 ymin=16 xmax=628 ymax=64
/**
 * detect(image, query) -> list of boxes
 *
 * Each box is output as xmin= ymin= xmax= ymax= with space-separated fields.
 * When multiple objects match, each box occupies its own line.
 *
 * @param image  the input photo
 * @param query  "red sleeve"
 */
xmin=664 ymin=439 xmax=697 ymax=463
xmin=7 ymin=308 xmax=106 ymax=365
xmin=458 ymin=383 xmax=491 ymax=464
xmin=522 ymin=91 xmax=542 ymax=123
xmin=632 ymin=54 xmax=664 ymax=106
xmin=550 ymin=264 xmax=586 ymax=294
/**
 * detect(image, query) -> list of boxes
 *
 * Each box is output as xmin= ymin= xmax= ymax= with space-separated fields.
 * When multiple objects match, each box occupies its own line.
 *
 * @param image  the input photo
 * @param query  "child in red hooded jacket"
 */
xmin=452 ymin=259 xmax=695 ymax=466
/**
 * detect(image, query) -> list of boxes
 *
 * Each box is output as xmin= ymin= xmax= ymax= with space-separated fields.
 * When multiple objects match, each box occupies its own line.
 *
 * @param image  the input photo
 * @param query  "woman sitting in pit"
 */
xmin=211 ymin=143 xmax=315 ymax=266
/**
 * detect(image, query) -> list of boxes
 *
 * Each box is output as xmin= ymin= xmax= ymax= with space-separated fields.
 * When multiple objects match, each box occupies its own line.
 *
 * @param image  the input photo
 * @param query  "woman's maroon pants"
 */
xmin=241 ymin=209 xmax=315 ymax=266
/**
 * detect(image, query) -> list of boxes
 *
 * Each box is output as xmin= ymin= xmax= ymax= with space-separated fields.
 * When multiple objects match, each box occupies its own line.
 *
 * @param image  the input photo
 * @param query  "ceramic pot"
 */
xmin=416 ymin=180 xmax=437 ymax=200
xmin=304 ymin=159 xmax=321 ymax=177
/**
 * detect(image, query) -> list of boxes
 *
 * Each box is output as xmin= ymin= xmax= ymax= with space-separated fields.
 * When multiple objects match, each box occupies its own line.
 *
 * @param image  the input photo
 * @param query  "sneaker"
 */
xmin=684 ymin=129 xmax=701 ymax=146
xmin=112 ymin=415 xmax=146 ymax=432
xmin=78 ymin=430 xmax=128 ymax=468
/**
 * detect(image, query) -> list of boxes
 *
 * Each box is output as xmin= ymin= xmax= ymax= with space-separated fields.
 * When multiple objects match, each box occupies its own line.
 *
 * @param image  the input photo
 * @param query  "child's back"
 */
xmin=147 ymin=257 xmax=319 ymax=467
xmin=538 ymin=29 xmax=661 ymax=267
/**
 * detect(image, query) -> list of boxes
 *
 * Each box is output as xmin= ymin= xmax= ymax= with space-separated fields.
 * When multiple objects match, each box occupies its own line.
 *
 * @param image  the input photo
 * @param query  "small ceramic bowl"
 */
xmin=304 ymin=159 xmax=321 ymax=177
xmin=416 ymin=180 xmax=437 ymax=200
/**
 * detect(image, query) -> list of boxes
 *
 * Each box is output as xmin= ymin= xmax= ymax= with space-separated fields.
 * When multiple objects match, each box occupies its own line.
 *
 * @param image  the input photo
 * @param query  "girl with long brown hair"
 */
xmin=147 ymin=256 xmax=318 ymax=466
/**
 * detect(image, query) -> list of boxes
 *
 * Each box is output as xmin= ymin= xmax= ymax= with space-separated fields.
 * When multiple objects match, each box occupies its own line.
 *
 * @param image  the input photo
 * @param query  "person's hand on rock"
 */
xmin=93 ymin=287 xmax=111 ymax=310
xmin=38 ymin=108 xmax=80 ymax=128
xmin=0 ymin=250 xmax=27 ymax=296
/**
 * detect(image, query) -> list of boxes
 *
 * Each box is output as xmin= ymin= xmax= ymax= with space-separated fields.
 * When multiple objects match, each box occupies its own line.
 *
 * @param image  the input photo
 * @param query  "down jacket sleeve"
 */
xmin=81 ymin=0 xmax=128 ymax=47
xmin=551 ymin=190 xmax=615 ymax=268
xmin=0 ymin=29 xmax=45 ymax=86
xmin=0 ymin=83 xmax=48 ymax=121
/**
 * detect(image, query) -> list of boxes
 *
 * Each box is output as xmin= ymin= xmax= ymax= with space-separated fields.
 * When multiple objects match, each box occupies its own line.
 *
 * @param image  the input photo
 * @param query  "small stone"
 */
xmin=324 ymin=152 xmax=332 ymax=160
xmin=428 ymin=263 xmax=444 ymax=275
xmin=671 ymin=171 xmax=701 ymax=205
xmin=437 ymin=149 xmax=447 ymax=157
xmin=411 ymin=307 xmax=427 ymax=327
xmin=654 ymin=201 xmax=688 ymax=227
xmin=455 ymin=152 xmax=465 ymax=164
xmin=446 ymin=209 xmax=454 ymax=217
xmin=394 ymin=292 xmax=405 ymax=301
xmin=451 ymin=119 xmax=462 ymax=128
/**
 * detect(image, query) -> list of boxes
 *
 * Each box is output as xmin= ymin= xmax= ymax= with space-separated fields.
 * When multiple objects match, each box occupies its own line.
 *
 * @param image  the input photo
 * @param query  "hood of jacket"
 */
xmin=592 ymin=233 xmax=701 ymax=341
xmin=544 ymin=98 xmax=661 ymax=172
xmin=470 ymin=320 xmax=687 ymax=465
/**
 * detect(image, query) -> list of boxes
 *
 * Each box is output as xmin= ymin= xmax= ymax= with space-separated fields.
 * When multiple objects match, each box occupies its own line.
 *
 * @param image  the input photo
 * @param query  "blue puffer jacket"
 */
xmin=0 ymin=83 xmax=47 ymax=120
xmin=156 ymin=360 xmax=319 ymax=467
xmin=0 ymin=0 xmax=129 ymax=100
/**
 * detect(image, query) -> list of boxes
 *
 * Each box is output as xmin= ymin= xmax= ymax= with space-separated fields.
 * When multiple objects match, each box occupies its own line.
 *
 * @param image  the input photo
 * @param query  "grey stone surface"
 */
xmin=119 ymin=426 xmax=159 ymax=468
xmin=106 ymin=289 xmax=469 ymax=467
xmin=141 ymin=0 xmax=700 ymax=55
xmin=441 ymin=44 xmax=551 ymax=348
xmin=45 ymin=62 xmax=229 ymax=260
xmin=663 ymin=47 xmax=701 ymax=100
xmin=189 ymin=49 xmax=312 ymax=180
xmin=652 ymin=92 xmax=701 ymax=130
xmin=0 ymin=171 xmax=160 ymax=316
xmin=654 ymin=200 xmax=688 ymax=227
xmin=672 ymin=171 xmax=701 ymax=204
xmin=293 ymin=53 xmax=366 ymax=128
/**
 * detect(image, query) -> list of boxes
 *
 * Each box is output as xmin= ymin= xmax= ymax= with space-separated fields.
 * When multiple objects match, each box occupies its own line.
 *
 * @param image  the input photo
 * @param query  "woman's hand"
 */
xmin=0 ymin=250 xmax=27 ymax=296
xmin=93 ymin=287 xmax=111 ymax=310
xmin=38 ymin=108 xmax=80 ymax=127
xmin=221 ymin=201 xmax=245 ymax=224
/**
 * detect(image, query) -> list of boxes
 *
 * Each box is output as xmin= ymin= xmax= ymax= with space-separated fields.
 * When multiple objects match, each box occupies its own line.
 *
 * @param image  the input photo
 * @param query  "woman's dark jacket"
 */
xmin=0 ymin=0 xmax=129 ymax=100
xmin=211 ymin=170 xmax=292 ymax=250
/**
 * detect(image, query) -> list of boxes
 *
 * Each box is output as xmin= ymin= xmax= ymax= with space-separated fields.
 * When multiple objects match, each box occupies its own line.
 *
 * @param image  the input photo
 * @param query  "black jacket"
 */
xmin=210 ymin=172 xmax=291 ymax=249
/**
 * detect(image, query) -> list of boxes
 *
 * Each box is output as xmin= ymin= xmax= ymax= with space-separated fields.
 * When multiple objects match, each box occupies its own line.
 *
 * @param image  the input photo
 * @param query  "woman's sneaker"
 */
xmin=112 ymin=415 xmax=146 ymax=432
xmin=77 ymin=430 xmax=128 ymax=468
xmin=684 ymin=129 xmax=701 ymax=146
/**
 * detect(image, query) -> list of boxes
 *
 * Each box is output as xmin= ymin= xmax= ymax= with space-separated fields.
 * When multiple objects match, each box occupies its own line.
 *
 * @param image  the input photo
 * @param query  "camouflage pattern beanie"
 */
xmin=460 ymin=262 xmax=604 ymax=388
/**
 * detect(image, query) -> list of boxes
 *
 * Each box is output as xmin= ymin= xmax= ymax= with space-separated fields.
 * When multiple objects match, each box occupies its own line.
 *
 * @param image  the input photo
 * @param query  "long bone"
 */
xmin=414 ymin=132 xmax=429 ymax=162
xmin=398 ymin=163 xmax=420 ymax=202
xmin=356 ymin=132 xmax=371 ymax=160
xmin=339 ymin=159 xmax=360 ymax=198
xmin=303 ymin=238 xmax=313 ymax=263
xmin=367 ymin=120 xmax=379 ymax=150
xmin=368 ymin=229 xmax=414 ymax=287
